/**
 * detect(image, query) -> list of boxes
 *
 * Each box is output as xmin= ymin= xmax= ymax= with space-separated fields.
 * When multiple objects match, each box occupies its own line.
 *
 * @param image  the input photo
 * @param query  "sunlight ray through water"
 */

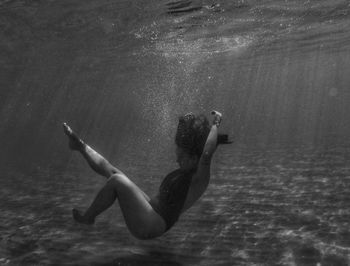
xmin=1 ymin=0 xmax=350 ymax=265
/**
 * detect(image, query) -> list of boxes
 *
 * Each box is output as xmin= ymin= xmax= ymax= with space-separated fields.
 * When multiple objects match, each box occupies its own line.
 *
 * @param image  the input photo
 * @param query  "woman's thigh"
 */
xmin=109 ymin=174 xmax=166 ymax=239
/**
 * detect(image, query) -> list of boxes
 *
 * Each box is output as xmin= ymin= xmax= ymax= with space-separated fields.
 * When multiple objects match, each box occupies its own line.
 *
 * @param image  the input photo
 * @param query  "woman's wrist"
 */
xmin=211 ymin=111 xmax=222 ymax=127
xmin=213 ymin=118 xmax=221 ymax=127
xmin=213 ymin=120 xmax=221 ymax=127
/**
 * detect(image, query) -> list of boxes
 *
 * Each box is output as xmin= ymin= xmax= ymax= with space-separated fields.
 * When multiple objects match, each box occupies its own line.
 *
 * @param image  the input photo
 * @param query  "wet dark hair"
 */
xmin=175 ymin=113 xmax=211 ymax=158
xmin=175 ymin=113 xmax=232 ymax=157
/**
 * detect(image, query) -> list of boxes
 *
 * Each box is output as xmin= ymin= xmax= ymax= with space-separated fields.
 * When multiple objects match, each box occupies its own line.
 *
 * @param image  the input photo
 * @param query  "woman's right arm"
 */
xmin=199 ymin=111 xmax=222 ymax=165
xmin=182 ymin=111 xmax=222 ymax=211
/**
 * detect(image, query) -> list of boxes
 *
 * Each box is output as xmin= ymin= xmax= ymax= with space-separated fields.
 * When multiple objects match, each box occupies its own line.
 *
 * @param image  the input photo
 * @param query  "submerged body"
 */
xmin=64 ymin=111 xmax=227 ymax=239
xmin=150 ymin=168 xmax=195 ymax=231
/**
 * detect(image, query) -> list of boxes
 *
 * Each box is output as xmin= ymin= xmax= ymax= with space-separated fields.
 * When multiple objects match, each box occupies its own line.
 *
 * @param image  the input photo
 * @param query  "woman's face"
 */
xmin=176 ymin=147 xmax=198 ymax=170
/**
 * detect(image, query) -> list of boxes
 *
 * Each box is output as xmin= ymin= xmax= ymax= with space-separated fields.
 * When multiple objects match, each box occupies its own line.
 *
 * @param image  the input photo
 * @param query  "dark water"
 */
xmin=1 ymin=0 xmax=350 ymax=265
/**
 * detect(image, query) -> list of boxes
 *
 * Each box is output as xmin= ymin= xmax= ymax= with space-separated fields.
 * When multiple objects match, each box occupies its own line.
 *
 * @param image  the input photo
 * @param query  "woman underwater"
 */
xmin=63 ymin=111 xmax=231 ymax=239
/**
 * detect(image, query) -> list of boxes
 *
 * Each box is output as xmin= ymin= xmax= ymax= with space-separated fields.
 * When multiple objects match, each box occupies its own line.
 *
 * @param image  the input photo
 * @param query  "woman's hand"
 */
xmin=211 ymin=110 xmax=222 ymax=127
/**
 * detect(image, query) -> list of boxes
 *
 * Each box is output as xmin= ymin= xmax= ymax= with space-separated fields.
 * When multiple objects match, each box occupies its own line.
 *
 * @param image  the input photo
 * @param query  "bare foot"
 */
xmin=62 ymin=123 xmax=85 ymax=151
xmin=72 ymin=209 xmax=95 ymax=225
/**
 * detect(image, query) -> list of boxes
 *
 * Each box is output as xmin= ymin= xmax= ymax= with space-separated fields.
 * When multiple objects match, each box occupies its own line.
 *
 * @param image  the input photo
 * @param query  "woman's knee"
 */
xmin=106 ymin=173 xmax=128 ymax=187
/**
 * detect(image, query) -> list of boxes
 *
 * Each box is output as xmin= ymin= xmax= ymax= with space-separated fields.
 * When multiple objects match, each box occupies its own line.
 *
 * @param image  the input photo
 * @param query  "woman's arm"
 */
xmin=182 ymin=111 xmax=222 ymax=211
xmin=200 ymin=126 xmax=219 ymax=165
xmin=199 ymin=110 xmax=222 ymax=164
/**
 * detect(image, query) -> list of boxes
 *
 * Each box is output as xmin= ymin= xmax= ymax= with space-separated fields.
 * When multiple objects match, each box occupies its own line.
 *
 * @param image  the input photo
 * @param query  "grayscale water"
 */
xmin=1 ymin=0 xmax=350 ymax=265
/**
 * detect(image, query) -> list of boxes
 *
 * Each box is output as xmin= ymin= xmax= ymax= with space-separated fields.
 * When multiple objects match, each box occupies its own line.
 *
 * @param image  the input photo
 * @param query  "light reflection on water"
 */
xmin=1 ymin=147 xmax=349 ymax=265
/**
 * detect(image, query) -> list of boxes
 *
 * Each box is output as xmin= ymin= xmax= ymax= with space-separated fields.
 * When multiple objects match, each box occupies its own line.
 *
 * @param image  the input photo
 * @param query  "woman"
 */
xmin=63 ymin=111 xmax=231 ymax=239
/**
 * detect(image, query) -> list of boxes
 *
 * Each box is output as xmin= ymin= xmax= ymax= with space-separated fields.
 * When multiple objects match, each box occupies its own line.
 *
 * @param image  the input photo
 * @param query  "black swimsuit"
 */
xmin=150 ymin=169 xmax=195 ymax=231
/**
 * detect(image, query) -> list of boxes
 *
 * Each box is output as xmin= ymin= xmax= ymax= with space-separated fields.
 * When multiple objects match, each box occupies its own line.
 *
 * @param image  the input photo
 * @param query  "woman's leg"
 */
xmin=73 ymin=173 xmax=167 ymax=239
xmin=63 ymin=123 xmax=120 ymax=178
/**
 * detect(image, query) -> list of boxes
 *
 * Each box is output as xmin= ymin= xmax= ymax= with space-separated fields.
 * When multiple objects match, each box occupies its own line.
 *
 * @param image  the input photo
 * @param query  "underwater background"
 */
xmin=1 ymin=0 xmax=350 ymax=265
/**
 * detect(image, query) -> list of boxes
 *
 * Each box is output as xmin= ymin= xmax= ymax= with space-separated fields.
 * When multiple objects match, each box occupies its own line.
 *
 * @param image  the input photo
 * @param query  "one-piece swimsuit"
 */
xmin=150 ymin=169 xmax=195 ymax=231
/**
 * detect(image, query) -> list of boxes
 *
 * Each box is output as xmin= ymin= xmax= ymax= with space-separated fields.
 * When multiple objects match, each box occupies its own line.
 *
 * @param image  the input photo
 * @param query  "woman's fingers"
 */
xmin=211 ymin=110 xmax=222 ymax=117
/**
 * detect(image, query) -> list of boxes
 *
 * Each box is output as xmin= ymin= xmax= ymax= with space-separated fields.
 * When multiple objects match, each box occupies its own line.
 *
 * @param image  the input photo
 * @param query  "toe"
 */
xmin=63 ymin=123 xmax=73 ymax=135
xmin=63 ymin=123 xmax=69 ymax=133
